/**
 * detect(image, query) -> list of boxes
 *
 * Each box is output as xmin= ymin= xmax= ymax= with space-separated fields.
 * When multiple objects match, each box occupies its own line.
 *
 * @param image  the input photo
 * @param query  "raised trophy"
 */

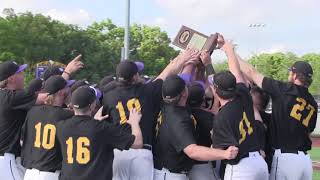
xmin=173 ymin=25 xmax=218 ymax=54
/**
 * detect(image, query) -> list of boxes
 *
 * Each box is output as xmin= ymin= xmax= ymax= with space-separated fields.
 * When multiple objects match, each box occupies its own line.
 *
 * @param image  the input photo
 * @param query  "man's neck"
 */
xmin=74 ymin=111 xmax=92 ymax=116
xmin=219 ymin=98 xmax=233 ymax=107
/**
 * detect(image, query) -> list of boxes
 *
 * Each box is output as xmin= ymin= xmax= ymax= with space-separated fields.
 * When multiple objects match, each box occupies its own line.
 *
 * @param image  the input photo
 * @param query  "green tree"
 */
xmin=0 ymin=10 xmax=178 ymax=83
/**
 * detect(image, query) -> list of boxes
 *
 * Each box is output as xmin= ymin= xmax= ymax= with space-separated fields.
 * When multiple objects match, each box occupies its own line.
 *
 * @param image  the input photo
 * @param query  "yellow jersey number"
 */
xmin=66 ymin=137 xmax=90 ymax=164
xmin=116 ymin=98 xmax=141 ymax=124
xmin=290 ymin=97 xmax=315 ymax=127
xmin=239 ymin=112 xmax=253 ymax=144
xmin=34 ymin=123 xmax=56 ymax=150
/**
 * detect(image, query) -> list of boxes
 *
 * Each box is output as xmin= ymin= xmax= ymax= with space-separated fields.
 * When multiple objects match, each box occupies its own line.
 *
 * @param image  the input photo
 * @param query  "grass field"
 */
xmin=310 ymin=147 xmax=320 ymax=180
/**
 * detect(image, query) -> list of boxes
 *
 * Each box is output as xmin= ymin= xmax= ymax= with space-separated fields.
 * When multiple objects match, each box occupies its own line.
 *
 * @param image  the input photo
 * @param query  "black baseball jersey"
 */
xmin=21 ymin=105 xmax=73 ymax=171
xmin=191 ymin=108 xmax=214 ymax=164
xmin=57 ymin=115 xmax=135 ymax=180
xmin=154 ymin=103 xmax=196 ymax=173
xmin=0 ymin=89 xmax=36 ymax=156
xmin=252 ymin=120 xmax=266 ymax=150
xmin=102 ymin=80 xmax=163 ymax=145
xmin=191 ymin=108 xmax=214 ymax=147
xmin=211 ymin=83 xmax=261 ymax=164
xmin=260 ymin=110 xmax=272 ymax=171
xmin=262 ymin=77 xmax=318 ymax=151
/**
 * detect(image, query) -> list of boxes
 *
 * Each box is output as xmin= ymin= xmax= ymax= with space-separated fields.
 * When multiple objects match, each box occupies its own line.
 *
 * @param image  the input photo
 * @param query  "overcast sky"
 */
xmin=1 ymin=0 xmax=319 ymax=60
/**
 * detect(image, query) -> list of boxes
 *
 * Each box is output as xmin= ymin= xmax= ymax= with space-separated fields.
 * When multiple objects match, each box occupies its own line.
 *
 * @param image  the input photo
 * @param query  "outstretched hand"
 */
xmin=64 ymin=54 xmax=84 ymax=75
xmin=94 ymin=106 xmax=109 ymax=121
xmin=200 ymin=50 xmax=212 ymax=66
xmin=217 ymin=34 xmax=235 ymax=53
xmin=127 ymin=108 xmax=142 ymax=125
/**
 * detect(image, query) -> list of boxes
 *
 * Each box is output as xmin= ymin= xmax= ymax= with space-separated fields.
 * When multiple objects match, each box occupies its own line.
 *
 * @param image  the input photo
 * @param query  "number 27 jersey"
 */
xmin=262 ymin=77 xmax=318 ymax=151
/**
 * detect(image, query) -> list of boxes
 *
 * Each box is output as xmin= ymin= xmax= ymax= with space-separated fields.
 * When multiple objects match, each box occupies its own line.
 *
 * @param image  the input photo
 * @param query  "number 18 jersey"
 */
xmin=102 ymin=80 xmax=163 ymax=145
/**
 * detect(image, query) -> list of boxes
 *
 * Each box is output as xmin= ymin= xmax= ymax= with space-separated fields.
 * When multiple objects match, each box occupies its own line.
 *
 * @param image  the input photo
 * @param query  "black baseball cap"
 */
xmin=72 ymin=86 xmax=97 ymax=109
xmin=213 ymin=71 xmax=236 ymax=92
xmin=162 ymin=75 xmax=186 ymax=99
xmin=116 ymin=60 xmax=144 ymax=81
xmin=0 ymin=61 xmax=28 ymax=81
xmin=27 ymin=78 xmax=43 ymax=93
xmin=43 ymin=75 xmax=74 ymax=95
xmin=71 ymin=80 xmax=90 ymax=93
xmin=289 ymin=61 xmax=313 ymax=78
xmin=41 ymin=66 xmax=64 ymax=81
xmin=187 ymin=82 xmax=205 ymax=107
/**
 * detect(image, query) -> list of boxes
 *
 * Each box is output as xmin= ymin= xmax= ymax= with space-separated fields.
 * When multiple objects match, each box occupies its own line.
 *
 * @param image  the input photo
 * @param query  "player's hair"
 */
xmin=215 ymin=88 xmax=235 ymax=100
xmin=44 ymin=94 xmax=55 ymax=105
xmin=296 ymin=73 xmax=312 ymax=88
xmin=163 ymin=94 xmax=181 ymax=105
xmin=0 ymin=79 xmax=8 ymax=88
xmin=73 ymin=106 xmax=91 ymax=114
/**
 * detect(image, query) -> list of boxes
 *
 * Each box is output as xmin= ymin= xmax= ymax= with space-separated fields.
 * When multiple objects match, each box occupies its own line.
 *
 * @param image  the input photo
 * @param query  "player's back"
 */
xmin=103 ymin=80 xmax=163 ymax=145
xmin=57 ymin=115 xmax=134 ymax=180
xmin=212 ymin=83 xmax=261 ymax=164
xmin=0 ymin=89 xmax=35 ymax=155
xmin=262 ymin=78 xmax=318 ymax=151
xmin=269 ymin=81 xmax=318 ymax=151
xmin=21 ymin=105 xmax=73 ymax=171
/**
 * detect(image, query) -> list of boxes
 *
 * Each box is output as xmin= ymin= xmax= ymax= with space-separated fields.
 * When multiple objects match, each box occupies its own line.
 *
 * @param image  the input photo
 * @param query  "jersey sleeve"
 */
xmin=308 ymin=103 xmax=318 ymax=133
xmin=11 ymin=90 xmax=36 ymax=110
xmin=145 ymin=79 xmax=163 ymax=102
xmin=236 ymin=83 xmax=253 ymax=106
xmin=103 ymin=123 xmax=135 ymax=150
xmin=169 ymin=116 xmax=196 ymax=153
xmin=262 ymin=77 xmax=285 ymax=97
xmin=58 ymin=109 xmax=74 ymax=121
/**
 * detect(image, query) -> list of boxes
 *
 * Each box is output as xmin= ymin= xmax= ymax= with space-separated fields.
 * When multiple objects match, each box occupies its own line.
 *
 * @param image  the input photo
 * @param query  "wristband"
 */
xmin=63 ymin=71 xmax=71 ymax=76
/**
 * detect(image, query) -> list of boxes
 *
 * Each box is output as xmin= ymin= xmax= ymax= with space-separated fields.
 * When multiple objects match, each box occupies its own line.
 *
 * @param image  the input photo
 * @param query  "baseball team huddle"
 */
xmin=0 ymin=34 xmax=318 ymax=180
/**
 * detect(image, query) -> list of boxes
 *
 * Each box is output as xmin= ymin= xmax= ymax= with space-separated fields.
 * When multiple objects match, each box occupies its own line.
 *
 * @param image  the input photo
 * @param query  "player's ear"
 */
xmin=133 ymin=73 xmax=139 ymax=82
xmin=90 ymin=101 xmax=97 ymax=112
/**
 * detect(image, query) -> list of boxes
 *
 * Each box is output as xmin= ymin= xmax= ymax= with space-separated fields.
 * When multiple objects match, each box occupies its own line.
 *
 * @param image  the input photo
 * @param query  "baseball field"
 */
xmin=311 ymin=138 xmax=320 ymax=180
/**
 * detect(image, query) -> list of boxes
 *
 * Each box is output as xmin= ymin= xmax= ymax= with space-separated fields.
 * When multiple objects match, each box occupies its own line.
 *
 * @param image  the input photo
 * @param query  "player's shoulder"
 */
xmin=192 ymin=108 xmax=214 ymax=119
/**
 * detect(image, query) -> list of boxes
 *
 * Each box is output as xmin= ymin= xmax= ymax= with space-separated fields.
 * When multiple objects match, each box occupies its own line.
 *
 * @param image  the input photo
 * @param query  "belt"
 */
xmin=242 ymin=151 xmax=261 ymax=159
xmin=227 ymin=151 xmax=261 ymax=165
xmin=273 ymin=149 xmax=307 ymax=155
xmin=155 ymin=167 xmax=188 ymax=175
xmin=142 ymin=144 xmax=152 ymax=151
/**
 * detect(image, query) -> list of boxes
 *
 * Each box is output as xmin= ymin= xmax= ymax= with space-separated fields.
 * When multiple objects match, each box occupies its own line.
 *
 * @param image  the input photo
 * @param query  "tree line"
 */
xmin=1 ymin=8 xmax=319 ymax=95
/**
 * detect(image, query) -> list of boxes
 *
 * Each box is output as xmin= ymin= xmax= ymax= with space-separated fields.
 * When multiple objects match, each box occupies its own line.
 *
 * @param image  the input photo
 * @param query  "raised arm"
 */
xmin=62 ymin=54 xmax=84 ymax=80
xmin=200 ymin=50 xmax=216 ymax=77
xmin=218 ymin=34 xmax=245 ymax=84
xmin=238 ymin=57 xmax=265 ymax=88
xmin=127 ymin=108 xmax=143 ymax=149
xmin=155 ymin=48 xmax=200 ymax=81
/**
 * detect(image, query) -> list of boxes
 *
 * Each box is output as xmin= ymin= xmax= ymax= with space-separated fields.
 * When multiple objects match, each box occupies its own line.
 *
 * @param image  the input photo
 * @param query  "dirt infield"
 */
xmin=313 ymin=137 xmax=320 ymax=147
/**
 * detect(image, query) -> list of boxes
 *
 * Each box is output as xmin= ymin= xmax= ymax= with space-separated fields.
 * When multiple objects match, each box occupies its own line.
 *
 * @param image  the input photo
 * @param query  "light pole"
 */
xmin=122 ymin=0 xmax=131 ymax=61
xmin=248 ymin=23 xmax=266 ymax=55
